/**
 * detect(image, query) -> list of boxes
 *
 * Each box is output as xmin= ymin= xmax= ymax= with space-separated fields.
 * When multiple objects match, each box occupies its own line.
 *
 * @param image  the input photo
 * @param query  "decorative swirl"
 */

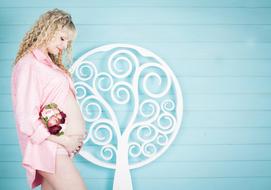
xmin=156 ymin=134 xmax=169 ymax=146
xmin=161 ymin=99 xmax=175 ymax=112
xmin=138 ymin=62 xmax=172 ymax=98
xmin=88 ymin=119 xmax=114 ymax=146
xmin=93 ymin=72 xmax=114 ymax=92
xmin=136 ymin=124 xmax=158 ymax=143
xmin=128 ymin=142 xmax=141 ymax=158
xmin=139 ymin=99 xmax=160 ymax=123
xmin=75 ymin=61 xmax=98 ymax=82
xmin=100 ymin=144 xmax=117 ymax=161
xmin=111 ymin=81 xmax=133 ymax=105
xmin=108 ymin=49 xmax=139 ymax=78
xmin=142 ymin=142 xmax=157 ymax=157
xmin=80 ymin=95 xmax=103 ymax=122
xmin=156 ymin=113 xmax=176 ymax=134
xmin=74 ymin=83 xmax=88 ymax=100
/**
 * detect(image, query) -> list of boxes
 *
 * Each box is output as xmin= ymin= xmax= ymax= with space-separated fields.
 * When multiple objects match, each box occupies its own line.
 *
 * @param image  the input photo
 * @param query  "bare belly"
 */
xmin=62 ymin=89 xmax=86 ymax=136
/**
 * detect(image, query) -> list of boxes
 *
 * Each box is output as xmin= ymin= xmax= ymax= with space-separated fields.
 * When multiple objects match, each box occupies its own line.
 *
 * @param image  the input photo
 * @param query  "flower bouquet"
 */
xmin=39 ymin=103 xmax=66 ymax=136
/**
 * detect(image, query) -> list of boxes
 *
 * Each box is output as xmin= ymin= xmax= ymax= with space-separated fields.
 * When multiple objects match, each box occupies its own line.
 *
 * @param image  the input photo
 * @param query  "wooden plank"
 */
xmin=1 ymin=25 xmax=271 ymax=43
xmin=1 ymin=161 xmax=271 ymax=178
xmin=1 ymin=144 xmax=271 ymax=162
xmin=2 ymin=42 xmax=271 ymax=60
xmin=2 ymin=93 xmax=271 ymax=111
xmin=1 ymin=127 xmax=271 ymax=145
xmin=3 ymin=76 xmax=271 ymax=94
xmin=4 ymin=76 xmax=271 ymax=94
xmin=0 ymin=8 xmax=270 ymax=25
xmin=1 ymin=178 xmax=270 ymax=190
xmin=1 ymin=110 xmax=271 ymax=129
xmin=1 ymin=0 xmax=271 ymax=8
xmin=3 ymin=59 xmax=271 ymax=78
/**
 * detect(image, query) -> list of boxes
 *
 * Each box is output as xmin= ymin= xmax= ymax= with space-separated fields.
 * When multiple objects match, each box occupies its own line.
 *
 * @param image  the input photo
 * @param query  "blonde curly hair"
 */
xmin=13 ymin=8 xmax=77 ymax=77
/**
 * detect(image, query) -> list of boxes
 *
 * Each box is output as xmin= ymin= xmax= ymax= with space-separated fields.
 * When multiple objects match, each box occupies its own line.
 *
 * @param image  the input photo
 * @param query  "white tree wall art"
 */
xmin=69 ymin=44 xmax=183 ymax=190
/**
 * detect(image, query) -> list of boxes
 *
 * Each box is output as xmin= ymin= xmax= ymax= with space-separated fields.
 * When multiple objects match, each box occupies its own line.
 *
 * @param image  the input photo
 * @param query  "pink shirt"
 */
xmin=11 ymin=48 xmax=76 ymax=189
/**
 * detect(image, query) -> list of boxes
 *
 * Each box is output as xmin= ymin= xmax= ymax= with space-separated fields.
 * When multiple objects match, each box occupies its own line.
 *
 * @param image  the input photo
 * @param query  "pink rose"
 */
xmin=55 ymin=111 xmax=66 ymax=124
xmin=60 ymin=111 xmax=66 ymax=119
xmin=42 ymin=109 xmax=55 ymax=118
xmin=52 ymin=108 xmax=60 ymax=114
xmin=60 ymin=111 xmax=66 ymax=124
xmin=55 ymin=113 xmax=62 ymax=120
xmin=48 ymin=125 xmax=62 ymax=135
xmin=47 ymin=115 xmax=61 ymax=127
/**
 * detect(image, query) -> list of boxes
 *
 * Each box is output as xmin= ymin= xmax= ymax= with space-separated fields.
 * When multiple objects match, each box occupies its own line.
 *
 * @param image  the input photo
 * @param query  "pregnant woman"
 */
xmin=11 ymin=9 xmax=87 ymax=190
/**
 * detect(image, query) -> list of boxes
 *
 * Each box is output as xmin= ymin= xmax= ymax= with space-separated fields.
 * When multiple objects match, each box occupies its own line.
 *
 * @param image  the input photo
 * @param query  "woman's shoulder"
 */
xmin=11 ymin=52 xmax=41 ymax=84
xmin=15 ymin=50 xmax=51 ymax=73
xmin=15 ymin=51 xmax=38 ymax=69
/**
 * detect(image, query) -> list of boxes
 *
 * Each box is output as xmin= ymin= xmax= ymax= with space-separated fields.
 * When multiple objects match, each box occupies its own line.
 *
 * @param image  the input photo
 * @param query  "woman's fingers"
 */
xmin=65 ymin=135 xmax=84 ymax=155
xmin=71 ymin=143 xmax=82 ymax=153
xmin=74 ymin=144 xmax=83 ymax=154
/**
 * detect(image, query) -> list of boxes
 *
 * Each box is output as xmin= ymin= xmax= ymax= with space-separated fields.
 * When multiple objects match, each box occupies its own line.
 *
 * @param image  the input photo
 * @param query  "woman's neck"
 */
xmin=39 ymin=47 xmax=49 ymax=56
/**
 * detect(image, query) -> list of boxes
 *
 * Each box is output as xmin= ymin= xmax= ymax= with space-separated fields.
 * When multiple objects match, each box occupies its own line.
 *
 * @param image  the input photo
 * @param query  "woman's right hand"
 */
xmin=62 ymin=135 xmax=84 ymax=155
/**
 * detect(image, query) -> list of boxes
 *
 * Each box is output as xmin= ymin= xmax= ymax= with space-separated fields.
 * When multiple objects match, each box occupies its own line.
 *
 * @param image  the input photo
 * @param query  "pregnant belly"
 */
xmin=62 ymin=89 xmax=86 ymax=136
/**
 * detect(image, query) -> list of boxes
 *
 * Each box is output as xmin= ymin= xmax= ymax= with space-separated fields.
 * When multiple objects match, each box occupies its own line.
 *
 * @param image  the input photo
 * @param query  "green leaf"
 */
xmin=56 ymin=131 xmax=64 ymax=136
xmin=45 ymin=102 xmax=58 ymax=109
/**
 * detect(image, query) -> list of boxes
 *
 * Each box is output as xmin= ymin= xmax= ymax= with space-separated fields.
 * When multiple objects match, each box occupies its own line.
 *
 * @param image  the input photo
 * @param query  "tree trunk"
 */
xmin=113 ymin=137 xmax=133 ymax=190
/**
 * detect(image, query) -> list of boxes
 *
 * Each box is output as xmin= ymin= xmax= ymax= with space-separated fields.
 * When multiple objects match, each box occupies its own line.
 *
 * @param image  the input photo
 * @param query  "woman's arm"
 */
xmin=13 ymin=62 xmax=52 ymax=144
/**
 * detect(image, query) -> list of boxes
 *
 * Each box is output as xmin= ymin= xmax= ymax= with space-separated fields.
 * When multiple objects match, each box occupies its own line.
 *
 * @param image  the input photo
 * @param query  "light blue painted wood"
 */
xmin=2 ymin=25 xmax=271 ymax=43
xmin=3 ymin=60 xmax=271 ymax=78
xmin=1 ymin=178 xmax=270 ymax=190
xmin=4 ymin=76 xmax=271 ymax=94
xmin=2 ymin=94 xmax=271 ymax=112
xmin=2 ymin=42 xmax=271 ymax=60
xmin=1 ymin=0 xmax=271 ymax=189
xmin=1 ymin=160 xmax=271 ymax=178
xmin=1 ymin=127 xmax=271 ymax=145
xmin=1 ymin=0 xmax=271 ymax=8
xmin=0 ymin=7 xmax=271 ymax=25
xmin=2 ymin=110 xmax=271 ymax=129
xmin=2 ymin=144 xmax=271 ymax=162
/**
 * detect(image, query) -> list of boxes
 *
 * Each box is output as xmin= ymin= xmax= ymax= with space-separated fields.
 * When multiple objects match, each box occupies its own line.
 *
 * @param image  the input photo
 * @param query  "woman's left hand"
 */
xmin=72 ymin=138 xmax=84 ymax=155
xmin=69 ymin=131 xmax=87 ymax=156
xmin=74 ymin=143 xmax=82 ymax=154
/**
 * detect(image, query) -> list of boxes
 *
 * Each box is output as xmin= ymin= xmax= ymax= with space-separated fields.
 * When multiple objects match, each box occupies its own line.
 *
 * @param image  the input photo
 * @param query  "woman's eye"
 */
xmin=60 ymin=37 xmax=65 ymax=41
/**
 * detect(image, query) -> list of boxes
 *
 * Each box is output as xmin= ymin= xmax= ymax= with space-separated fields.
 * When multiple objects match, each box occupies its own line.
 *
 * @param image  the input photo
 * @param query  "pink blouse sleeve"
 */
xmin=14 ymin=62 xmax=50 ymax=144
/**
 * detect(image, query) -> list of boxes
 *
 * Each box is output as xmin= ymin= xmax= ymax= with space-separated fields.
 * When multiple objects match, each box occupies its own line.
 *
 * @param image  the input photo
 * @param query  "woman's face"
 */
xmin=46 ymin=26 xmax=75 ymax=55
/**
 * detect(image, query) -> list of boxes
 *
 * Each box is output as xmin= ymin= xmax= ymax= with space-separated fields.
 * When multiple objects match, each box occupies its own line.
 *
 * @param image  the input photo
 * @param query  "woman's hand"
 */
xmin=62 ymin=135 xmax=84 ymax=156
xmin=71 ymin=131 xmax=88 ymax=155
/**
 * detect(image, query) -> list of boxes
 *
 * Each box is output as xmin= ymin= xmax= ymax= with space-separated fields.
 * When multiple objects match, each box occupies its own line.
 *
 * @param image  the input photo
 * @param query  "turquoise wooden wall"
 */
xmin=1 ymin=0 xmax=271 ymax=189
